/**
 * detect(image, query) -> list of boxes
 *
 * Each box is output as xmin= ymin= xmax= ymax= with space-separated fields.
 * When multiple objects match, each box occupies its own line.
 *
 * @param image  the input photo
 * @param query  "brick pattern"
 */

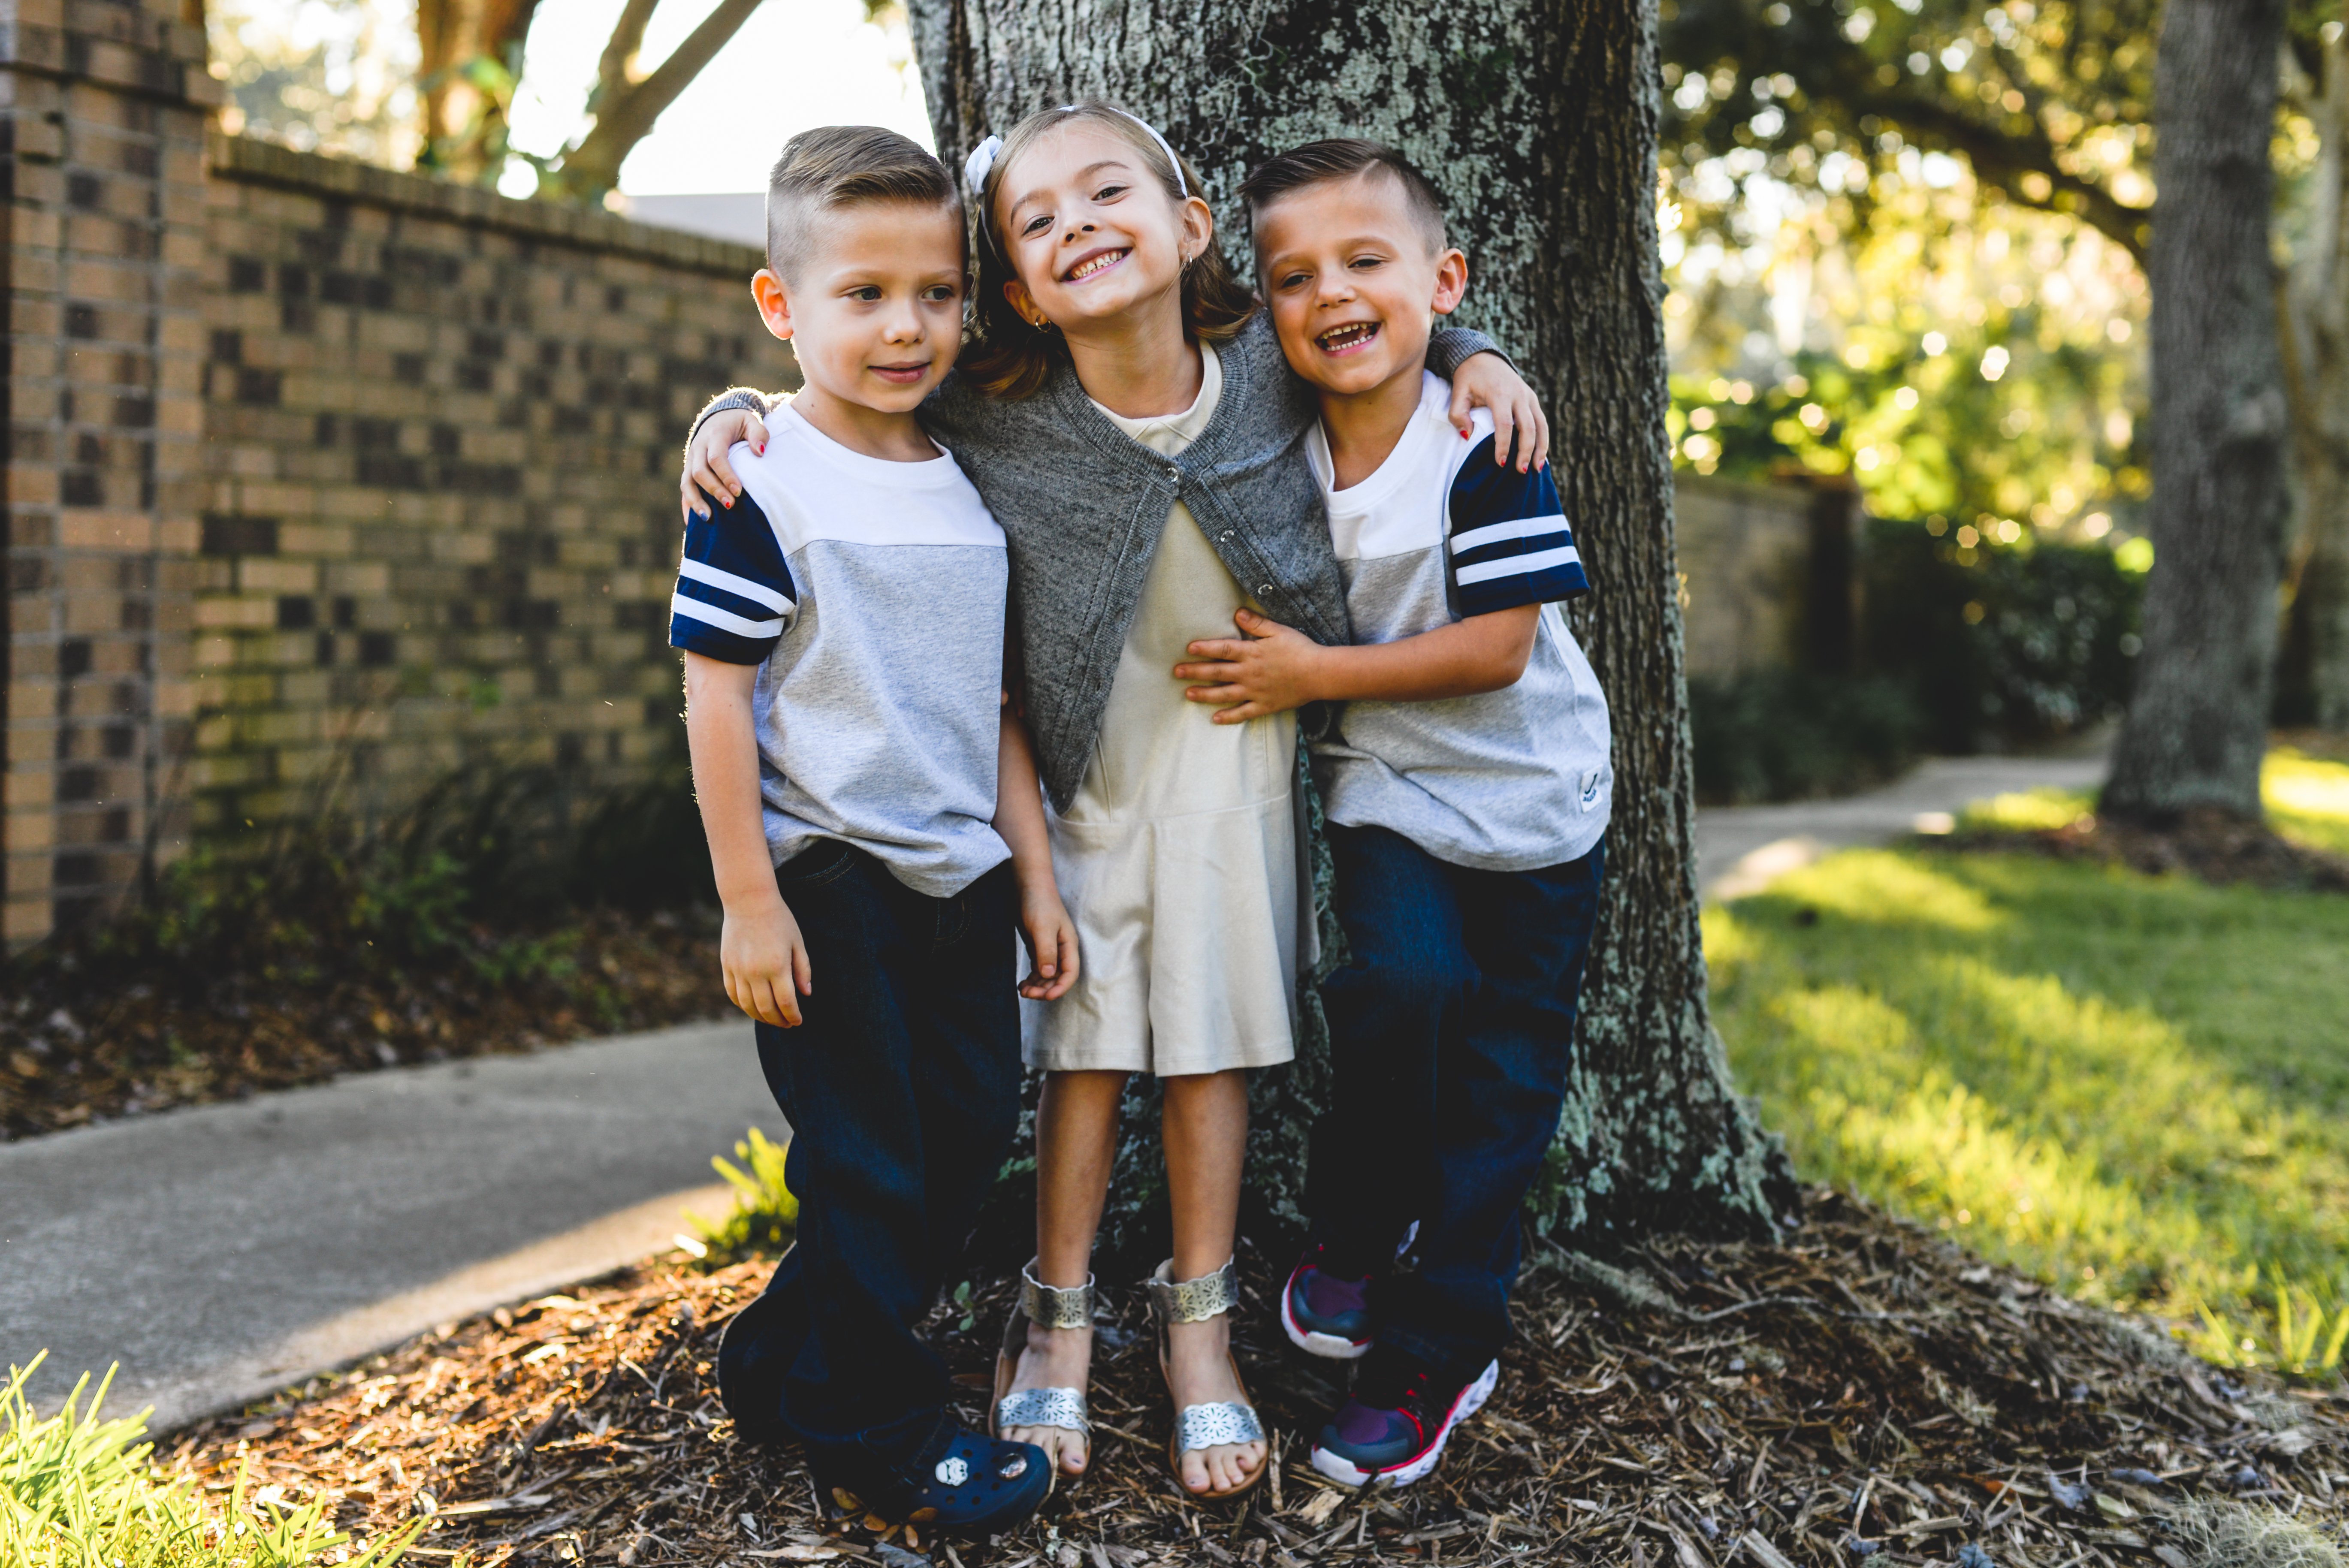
xmin=189 ymin=142 xmax=791 ymax=865
xmin=4 ymin=59 xmax=795 ymax=947
xmin=3 ymin=0 xmax=217 ymax=947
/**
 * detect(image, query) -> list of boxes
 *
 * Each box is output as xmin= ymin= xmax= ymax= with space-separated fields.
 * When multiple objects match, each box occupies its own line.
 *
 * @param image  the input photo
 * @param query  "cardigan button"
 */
xmin=1258 ymin=583 xmax=1273 ymax=595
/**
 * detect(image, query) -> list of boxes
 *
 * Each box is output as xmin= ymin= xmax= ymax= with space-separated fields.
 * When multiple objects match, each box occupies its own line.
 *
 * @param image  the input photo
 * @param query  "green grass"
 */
xmin=1708 ymin=749 xmax=2349 ymax=1377
xmin=1 ymin=1357 xmax=421 ymax=1567
xmin=683 ymin=1126 xmax=798 ymax=1265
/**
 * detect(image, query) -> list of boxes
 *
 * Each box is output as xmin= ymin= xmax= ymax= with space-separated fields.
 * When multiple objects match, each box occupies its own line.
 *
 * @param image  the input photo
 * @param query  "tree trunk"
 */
xmin=2102 ymin=0 xmax=2291 ymax=817
xmin=2276 ymin=34 xmax=2349 ymax=733
xmin=912 ymin=0 xmax=1793 ymax=1260
xmin=415 ymin=0 xmax=541 ymax=182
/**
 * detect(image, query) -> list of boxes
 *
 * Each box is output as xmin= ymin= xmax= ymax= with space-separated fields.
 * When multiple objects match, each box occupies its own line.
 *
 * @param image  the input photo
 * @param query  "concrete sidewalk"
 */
xmin=0 ymin=1019 xmax=774 ymax=1432
xmin=0 ymin=747 xmax=2111 ymax=1436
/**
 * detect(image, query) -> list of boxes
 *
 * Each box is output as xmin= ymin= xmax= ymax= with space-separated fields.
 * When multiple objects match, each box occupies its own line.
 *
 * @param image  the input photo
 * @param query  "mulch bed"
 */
xmin=0 ymin=906 xmax=724 ymax=1141
xmin=157 ymin=1190 xmax=2346 ymax=1568
xmin=1944 ymin=807 xmax=2349 ymax=892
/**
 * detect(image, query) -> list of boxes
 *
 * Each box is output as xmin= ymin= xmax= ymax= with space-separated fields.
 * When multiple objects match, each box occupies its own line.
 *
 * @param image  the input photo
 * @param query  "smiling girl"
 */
xmin=683 ymin=104 xmax=1547 ymax=1500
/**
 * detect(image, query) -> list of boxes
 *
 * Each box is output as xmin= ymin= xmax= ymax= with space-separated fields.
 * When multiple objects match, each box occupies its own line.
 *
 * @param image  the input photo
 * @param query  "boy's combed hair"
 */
xmin=962 ymin=101 xmax=1256 ymax=401
xmin=1239 ymin=139 xmax=1448 ymax=258
xmin=766 ymin=125 xmax=959 ymax=281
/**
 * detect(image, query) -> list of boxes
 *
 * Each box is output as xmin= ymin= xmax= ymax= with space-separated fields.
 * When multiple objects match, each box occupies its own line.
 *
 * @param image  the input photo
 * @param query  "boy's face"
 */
xmin=754 ymin=200 xmax=965 ymax=414
xmin=1253 ymin=171 xmax=1467 ymax=401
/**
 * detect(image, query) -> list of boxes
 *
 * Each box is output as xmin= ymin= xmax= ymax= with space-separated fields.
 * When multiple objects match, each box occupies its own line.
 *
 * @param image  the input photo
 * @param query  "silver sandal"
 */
xmin=991 ymin=1260 xmax=1093 ymax=1471
xmin=1147 ymin=1258 xmax=1267 ymax=1499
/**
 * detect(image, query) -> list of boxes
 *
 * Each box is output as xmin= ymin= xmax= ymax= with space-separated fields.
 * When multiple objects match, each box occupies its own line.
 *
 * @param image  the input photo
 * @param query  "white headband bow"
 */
xmin=961 ymin=106 xmax=1188 ymax=200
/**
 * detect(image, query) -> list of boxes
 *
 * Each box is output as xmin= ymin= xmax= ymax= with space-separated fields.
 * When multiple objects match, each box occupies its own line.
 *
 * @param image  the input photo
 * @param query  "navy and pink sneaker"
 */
xmin=1281 ymin=1244 xmax=1376 ymax=1360
xmin=1310 ymin=1351 xmax=1500 ymax=1489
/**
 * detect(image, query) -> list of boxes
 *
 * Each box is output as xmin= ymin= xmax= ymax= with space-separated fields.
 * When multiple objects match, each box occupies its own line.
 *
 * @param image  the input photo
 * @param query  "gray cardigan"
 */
xmin=689 ymin=313 xmax=1504 ymax=811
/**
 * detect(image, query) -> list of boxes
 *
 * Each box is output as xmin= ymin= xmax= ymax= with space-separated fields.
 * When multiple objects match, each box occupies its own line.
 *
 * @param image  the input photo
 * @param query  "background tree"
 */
xmin=215 ymin=0 xmax=774 ymax=201
xmin=414 ymin=0 xmax=541 ymax=181
xmin=911 ymin=0 xmax=1796 ymax=1258
xmin=2101 ymin=0 xmax=2291 ymax=817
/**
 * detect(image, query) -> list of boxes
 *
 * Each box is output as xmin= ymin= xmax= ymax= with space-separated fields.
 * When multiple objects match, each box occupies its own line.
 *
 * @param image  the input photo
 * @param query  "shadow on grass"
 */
xmin=1708 ymin=841 xmax=2349 ymax=1372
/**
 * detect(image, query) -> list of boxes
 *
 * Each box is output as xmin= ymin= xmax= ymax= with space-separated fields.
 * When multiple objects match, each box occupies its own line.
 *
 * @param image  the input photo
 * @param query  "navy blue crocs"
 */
xmin=816 ymin=1416 xmax=1053 ymax=1539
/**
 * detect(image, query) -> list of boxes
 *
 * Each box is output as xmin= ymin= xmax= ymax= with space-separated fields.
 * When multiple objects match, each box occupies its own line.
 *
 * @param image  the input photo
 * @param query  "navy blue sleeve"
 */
xmin=668 ymin=489 xmax=796 ymax=664
xmin=1446 ymin=434 xmax=1588 ymax=615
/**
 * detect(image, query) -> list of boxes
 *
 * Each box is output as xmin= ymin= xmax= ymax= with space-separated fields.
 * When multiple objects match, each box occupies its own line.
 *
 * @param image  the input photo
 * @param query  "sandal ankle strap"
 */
xmin=1020 ymin=1260 xmax=1095 ymax=1330
xmin=1147 ymin=1257 xmax=1240 ymax=1324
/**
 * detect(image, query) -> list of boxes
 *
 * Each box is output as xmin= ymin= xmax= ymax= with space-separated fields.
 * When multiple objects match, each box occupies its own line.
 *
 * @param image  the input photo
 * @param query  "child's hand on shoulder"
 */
xmin=722 ymin=897 xmax=812 ymax=1027
xmin=1447 ymin=355 xmax=1551 ymax=474
xmin=1017 ymin=883 xmax=1080 ymax=1002
xmin=681 ymin=409 xmax=771 ymax=522
xmin=1175 ymin=607 xmax=1326 ymax=722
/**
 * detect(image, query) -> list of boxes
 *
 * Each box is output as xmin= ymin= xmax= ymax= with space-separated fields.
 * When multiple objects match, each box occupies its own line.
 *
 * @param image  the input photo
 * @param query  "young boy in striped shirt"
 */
xmin=1170 ymin=139 xmax=1613 ymax=1490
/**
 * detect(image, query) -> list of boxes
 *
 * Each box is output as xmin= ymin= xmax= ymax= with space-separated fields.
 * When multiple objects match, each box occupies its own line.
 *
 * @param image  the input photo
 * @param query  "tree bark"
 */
xmin=912 ymin=0 xmax=1793 ymax=1257
xmin=2276 ymin=35 xmax=2349 ymax=733
xmin=2101 ymin=0 xmax=2290 ymax=819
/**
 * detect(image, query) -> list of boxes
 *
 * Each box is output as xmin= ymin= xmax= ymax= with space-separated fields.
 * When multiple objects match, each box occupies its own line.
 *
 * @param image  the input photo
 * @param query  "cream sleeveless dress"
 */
xmin=1025 ymin=346 xmax=1299 ymax=1077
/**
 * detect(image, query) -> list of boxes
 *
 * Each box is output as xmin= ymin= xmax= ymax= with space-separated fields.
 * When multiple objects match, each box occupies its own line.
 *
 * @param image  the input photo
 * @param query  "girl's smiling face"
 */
xmin=995 ymin=123 xmax=1213 ymax=337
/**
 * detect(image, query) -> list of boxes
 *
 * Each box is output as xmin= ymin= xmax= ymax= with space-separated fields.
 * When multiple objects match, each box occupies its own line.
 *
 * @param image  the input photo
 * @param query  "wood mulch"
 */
xmin=157 ymin=1190 xmax=2346 ymax=1568
xmin=0 ymin=906 xmax=724 ymax=1141
xmin=1944 ymin=807 xmax=2349 ymax=892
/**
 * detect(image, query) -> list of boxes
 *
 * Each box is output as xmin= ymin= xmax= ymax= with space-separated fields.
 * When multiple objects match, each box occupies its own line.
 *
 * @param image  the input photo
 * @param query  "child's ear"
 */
xmin=752 ymin=269 xmax=794 ymax=342
xmin=1430 ymin=248 xmax=1469 ymax=317
xmin=1004 ymin=277 xmax=1046 ymax=330
xmin=1181 ymin=194 xmax=1216 ymax=261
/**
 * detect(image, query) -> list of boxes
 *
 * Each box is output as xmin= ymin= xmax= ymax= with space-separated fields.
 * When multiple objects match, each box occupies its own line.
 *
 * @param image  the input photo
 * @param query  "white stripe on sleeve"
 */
xmin=670 ymin=591 xmax=786 ymax=639
xmin=1450 ymin=513 xmax=1570 ymax=555
xmin=1454 ymin=543 xmax=1583 ymax=587
xmin=677 ymin=556 xmax=795 ymax=612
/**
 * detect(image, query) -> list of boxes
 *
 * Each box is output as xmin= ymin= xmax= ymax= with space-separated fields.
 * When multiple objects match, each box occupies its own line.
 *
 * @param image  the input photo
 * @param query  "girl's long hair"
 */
xmin=961 ymin=101 xmax=1256 ymax=401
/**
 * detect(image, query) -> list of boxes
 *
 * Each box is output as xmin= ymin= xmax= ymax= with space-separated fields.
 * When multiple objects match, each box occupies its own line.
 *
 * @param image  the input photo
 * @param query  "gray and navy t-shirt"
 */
xmin=1308 ymin=372 xmax=1614 ymax=872
xmin=667 ymin=403 xmax=1011 ymax=898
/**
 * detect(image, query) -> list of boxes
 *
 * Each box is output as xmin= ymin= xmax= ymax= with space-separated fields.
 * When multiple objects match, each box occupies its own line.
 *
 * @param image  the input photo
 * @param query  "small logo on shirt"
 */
xmin=1579 ymin=769 xmax=1603 ymax=812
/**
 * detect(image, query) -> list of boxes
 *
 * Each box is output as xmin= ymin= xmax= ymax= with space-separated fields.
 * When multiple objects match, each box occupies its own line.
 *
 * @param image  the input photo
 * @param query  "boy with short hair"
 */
xmin=671 ymin=124 xmax=1075 ymax=1537
xmin=1173 ymin=138 xmax=1612 ymax=1489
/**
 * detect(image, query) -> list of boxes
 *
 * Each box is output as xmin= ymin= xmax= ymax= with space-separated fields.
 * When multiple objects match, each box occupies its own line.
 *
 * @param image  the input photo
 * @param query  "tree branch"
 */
xmin=553 ymin=0 xmax=764 ymax=197
xmin=595 ymin=0 xmax=663 ymax=112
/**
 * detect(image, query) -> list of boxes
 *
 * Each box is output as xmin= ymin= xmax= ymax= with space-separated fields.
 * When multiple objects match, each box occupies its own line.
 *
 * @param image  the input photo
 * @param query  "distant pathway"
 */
xmin=1696 ymin=748 xmax=2110 ymax=900
xmin=0 ymin=748 xmax=2111 ymax=1435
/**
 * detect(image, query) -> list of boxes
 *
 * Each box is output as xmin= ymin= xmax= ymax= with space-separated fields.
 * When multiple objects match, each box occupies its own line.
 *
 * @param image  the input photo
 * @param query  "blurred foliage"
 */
xmin=34 ymin=753 xmax=712 ymax=995
xmin=1 ymin=1357 xmax=420 ymax=1567
xmin=1688 ymin=519 xmax=2143 ymax=802
xmin=1859 ymin=514 xmax=2145 ymax=751
xmin=688 ymin=1127 xmax=799 ymax=1264
xmin=1655 ymin=0 xmax=2164 ymax=585
xmin=1659 ymin=0 xmax=2160 ymax=259
xmin=207 ymin=0 xmax=422 ymax=167
xmin=1691 ymin=670 xmax=1926 ymax=805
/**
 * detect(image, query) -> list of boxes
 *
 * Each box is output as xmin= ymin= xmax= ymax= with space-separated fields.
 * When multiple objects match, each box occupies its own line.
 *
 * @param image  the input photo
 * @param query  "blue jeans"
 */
xmin=717 ymin=840 xmax=1022 ymax=1460
xmin=1306 ymin=824 xmax=1607 ymax=1381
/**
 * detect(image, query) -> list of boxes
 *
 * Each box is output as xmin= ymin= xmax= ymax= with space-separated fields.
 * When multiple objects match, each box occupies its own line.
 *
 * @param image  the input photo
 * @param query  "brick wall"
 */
xmin=3 ymin=97 xmax=797 ymax=948
xmin=2 ymin=0 xmax=215 ymax=948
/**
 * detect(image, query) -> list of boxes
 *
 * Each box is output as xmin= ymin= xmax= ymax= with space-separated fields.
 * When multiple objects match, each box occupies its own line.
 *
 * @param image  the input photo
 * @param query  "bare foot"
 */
xmin=1164 ymin=1312 xmax=1265 ymax=1495
xmin=1002 ymin=1319 xmax=1093 ymax=1476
